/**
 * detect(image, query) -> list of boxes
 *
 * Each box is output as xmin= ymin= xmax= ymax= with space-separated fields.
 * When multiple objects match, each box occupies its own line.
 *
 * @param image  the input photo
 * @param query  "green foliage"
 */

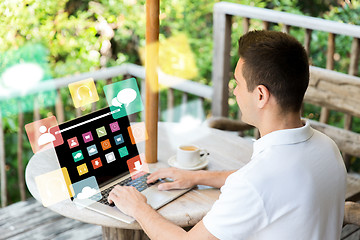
xmin=1 ymin=0 xmax=360 ymax=205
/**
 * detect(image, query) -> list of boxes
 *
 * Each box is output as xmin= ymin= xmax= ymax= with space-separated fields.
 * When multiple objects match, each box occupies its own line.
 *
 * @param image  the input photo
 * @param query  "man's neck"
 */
xmin=257 ymin=111 xmax=303 ymax=138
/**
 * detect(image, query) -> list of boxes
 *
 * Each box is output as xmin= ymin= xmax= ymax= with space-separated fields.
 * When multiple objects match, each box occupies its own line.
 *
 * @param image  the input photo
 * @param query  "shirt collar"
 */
xmin=252 ymin=120 xmax=314 ymax=158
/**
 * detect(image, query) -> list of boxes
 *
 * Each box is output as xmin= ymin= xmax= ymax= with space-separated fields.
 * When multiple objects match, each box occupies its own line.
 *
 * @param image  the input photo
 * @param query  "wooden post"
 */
xmin=211 ymin=12 xmax=232 ymax=117
xmin=145 ymin=0 xmax=159 ymax=163
xmin=17 ymin=101 xmax=26 ymax=201
xmin=319 ymin=33 xmax=336 ymax=124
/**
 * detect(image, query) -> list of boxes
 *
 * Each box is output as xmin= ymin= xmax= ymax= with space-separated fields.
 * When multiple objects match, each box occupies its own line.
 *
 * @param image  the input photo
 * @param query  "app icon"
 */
xmin=101 ymin=139 xmax=111 ymax=150
xmin=96 ymin=126 xmax=107 ymax=138
xmin=128 ymin=122 xmax=148 ymax=145
xmin=67 ymin=137 xmax=79 ymax=149
xmin=25 ymin=116 xmax=63 ymax=154
xmin=91 ymin=157 xmax=102 ymax=169
xmin=72 ymin=150 xmax=84 ymax=162
xmin=72 ymin=176 xmax=101 ymax=209
xmin=109 ymin=122 xmax=120 ymax=132
xmin=127 ymin=154 xmax=149 ymax=180
xmin=103 ymin=78 xmax=144 ymax=119
xmin=82 ymin=131 xmax=93 ymax=143
xmin=87 ymin=144 xmax=98 ymax=156
xmin=105 ymin=152 xmax=116 ymax=163
xmin=77 ymin=163 xmax=88 ymax=176
xmin=118 ymin=146 xmax=128 ymax=158
xmin=114 ymin=134 xmax=124 ymax=145
xmin=35 ymin=167 xmax=73 ymax=207
xmin=68 ymin=78 xmax=99 ymax=108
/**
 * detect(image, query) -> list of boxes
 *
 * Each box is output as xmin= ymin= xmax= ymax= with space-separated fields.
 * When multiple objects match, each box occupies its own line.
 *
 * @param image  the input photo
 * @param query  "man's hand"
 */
xmin=146 ymin=167 xmax=196 ymax=190
xmin=108 ymin=185 xmax=148 ymax=217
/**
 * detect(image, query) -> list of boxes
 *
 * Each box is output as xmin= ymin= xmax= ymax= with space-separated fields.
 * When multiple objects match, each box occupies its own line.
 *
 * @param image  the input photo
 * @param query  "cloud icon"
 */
xmin=112 ymin=88 xmax=137 ymax=108
xmin=74 ymin=152 xmax=82 ymax=159
xmin=89 ymin=148 xmax=96 ymax=153
xmin=77 ymin=186 xmax=98 ymax=199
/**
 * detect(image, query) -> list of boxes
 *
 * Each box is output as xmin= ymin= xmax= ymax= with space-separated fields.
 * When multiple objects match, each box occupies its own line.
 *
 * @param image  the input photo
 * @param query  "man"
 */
xmin=108 ymin=30 xmax=346 ymax=239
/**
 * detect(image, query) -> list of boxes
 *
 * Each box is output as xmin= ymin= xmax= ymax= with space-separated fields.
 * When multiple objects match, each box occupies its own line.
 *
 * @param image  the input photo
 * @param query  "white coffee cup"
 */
xmin=176 ymin=144 xmax=208 ymax=168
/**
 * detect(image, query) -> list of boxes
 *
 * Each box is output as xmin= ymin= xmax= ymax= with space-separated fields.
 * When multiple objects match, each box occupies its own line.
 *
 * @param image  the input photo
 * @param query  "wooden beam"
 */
xmin=145 ymin=0 xmax=159 ymax=163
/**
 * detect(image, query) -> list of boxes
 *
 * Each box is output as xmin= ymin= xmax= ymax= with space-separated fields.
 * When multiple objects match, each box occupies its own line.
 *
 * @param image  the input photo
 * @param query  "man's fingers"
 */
xmin=158 ymin=181 xmax=179 ymax=191
xmin=147 ymin=168 xmax=176 ymax=183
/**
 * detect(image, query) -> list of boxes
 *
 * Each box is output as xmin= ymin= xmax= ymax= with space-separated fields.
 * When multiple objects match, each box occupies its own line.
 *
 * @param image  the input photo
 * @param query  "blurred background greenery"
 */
xmin=1 ymin=0 xmax=359 ymax=204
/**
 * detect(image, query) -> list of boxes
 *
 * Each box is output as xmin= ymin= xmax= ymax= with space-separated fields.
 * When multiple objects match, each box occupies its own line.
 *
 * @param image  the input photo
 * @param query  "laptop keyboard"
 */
xmin=97 ymin=173 xmax=157 ymax=206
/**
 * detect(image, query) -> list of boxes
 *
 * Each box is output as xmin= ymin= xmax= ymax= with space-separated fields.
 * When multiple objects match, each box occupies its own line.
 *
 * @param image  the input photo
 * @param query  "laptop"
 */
xmin=53 ymin=107 xmax=191 ymax=223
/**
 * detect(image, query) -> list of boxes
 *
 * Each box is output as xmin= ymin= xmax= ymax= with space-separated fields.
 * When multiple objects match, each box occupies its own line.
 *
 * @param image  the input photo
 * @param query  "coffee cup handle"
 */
xmin=199 ymin=149 xmax=208 ymax=161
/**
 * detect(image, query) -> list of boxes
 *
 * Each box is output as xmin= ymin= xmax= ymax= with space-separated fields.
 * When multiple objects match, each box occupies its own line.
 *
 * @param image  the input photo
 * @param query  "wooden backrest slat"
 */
xmin=305 ymin=67 xmax=360 ymax=118
xmin=263 ymin=21 xmax=269 ymax=30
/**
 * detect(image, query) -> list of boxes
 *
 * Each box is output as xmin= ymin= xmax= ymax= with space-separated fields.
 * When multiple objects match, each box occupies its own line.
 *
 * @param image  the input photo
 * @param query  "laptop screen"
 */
xmin=53 ymin=107 xmax=139 ymax=187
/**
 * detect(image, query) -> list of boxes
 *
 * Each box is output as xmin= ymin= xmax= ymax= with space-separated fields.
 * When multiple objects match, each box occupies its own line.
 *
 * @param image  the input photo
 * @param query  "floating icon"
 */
xmin=68 ymin=78 xmax=99 ymax=108
xmin=25 ymin=116 xmax=63 ymax=154
xmin=127 ymin=154 xmax=149 ymax=180
xmin=103 ymin=78 xmax=144 ymax=119
xmin=72 ymin=176 xmax=101 ymax=209
xmin=128 ymin=122 xmax=148 ymax=145
xmin=35 ymin=167 xmax=73 ymax=207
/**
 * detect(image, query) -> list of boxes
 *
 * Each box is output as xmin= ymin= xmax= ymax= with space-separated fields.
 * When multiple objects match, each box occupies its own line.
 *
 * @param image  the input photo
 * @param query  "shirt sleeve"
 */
xmin=203 ymin=175 xmax=268 ymax=240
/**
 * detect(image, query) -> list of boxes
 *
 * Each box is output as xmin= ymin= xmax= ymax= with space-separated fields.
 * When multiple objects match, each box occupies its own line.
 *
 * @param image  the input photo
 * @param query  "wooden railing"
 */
xmin=0 ymin=63 xmax=213 ymax=207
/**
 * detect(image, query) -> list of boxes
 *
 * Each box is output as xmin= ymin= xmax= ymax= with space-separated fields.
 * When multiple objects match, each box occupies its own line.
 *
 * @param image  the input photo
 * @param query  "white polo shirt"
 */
xmin=203 ymin=121 xmax=346 ymax=240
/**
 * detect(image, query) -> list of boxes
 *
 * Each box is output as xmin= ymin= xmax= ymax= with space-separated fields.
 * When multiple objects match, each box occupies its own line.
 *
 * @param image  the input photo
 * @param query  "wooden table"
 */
xmin=25 ymin=122 xmax=253 ymax=239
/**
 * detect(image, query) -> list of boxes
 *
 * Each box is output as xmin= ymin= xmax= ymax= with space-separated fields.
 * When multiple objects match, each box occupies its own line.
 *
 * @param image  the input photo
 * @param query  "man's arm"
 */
xmin=146 ymin=168 xmax=236 ymax=190
xmin=108 ymin=186 xmax=218 ymax=240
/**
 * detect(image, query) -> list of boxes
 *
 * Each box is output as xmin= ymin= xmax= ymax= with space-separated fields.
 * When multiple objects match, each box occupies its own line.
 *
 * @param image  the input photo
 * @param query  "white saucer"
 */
xmin=168 ymin=155 xmax=209 ymax=170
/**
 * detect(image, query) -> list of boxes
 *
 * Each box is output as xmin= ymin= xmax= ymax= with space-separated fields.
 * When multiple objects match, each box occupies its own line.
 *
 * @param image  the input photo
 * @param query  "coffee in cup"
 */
xmin=176 ymin=144 xmax=207 ymax=168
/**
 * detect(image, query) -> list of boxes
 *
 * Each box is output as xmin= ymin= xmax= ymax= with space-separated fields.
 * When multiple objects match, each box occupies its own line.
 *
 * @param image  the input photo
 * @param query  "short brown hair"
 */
xmin=238 ymin=30 xmax=309 ymax=113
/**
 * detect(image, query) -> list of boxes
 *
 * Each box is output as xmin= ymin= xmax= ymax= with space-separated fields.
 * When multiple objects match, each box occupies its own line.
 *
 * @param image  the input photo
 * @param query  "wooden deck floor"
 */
xmin=0 ymin=198 xmax=102 ymax=240
xmin=1 ymin=198 xmax=359 ymax=240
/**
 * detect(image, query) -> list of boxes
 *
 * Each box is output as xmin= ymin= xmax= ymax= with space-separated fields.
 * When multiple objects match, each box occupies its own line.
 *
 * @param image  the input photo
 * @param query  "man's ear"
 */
xmin=255 ymin=85 xmax=270 ymax=109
